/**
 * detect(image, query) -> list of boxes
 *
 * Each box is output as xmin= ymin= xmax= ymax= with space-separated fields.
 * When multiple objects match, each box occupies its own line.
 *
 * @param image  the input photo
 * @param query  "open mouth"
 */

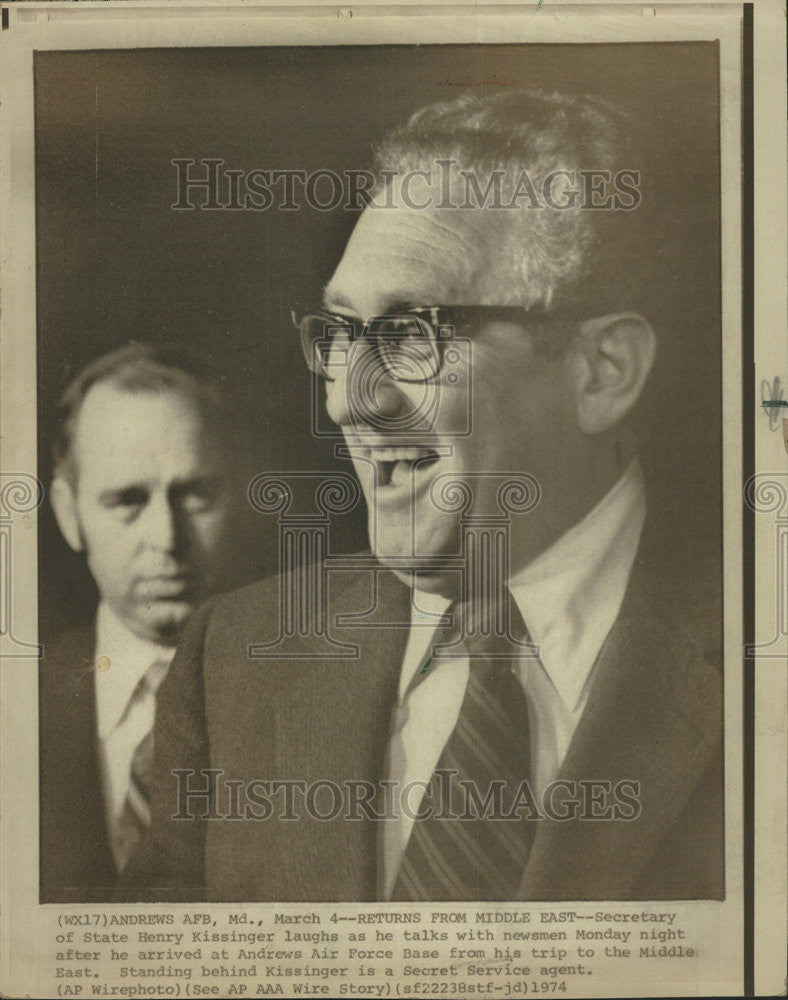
xmin=364 ymin=447 xmax=441 ymax=487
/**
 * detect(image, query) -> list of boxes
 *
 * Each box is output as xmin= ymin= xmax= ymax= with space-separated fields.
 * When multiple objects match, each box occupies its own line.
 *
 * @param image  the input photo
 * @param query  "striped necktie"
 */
xmin=392 ymin=596 xmax=534 ymax=901
xmin=112 ymin=659 xmax=169 ymax=872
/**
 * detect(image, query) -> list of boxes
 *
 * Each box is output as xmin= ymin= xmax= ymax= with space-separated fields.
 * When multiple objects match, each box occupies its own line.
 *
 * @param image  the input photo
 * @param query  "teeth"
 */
xmin=381 ymin=459 xmax=416 ymax=489
xmin=377 ymin=461 xmax=394 ymax=487
xmin=367 ymin=448 xmax=435 ymax=461
xmin=347 ymin=446 xmax=440 ymax=488
xmin=353 ymin=447 xmax=441 ymax=488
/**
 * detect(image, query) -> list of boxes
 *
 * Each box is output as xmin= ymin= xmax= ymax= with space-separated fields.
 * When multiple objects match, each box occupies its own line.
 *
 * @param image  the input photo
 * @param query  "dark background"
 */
xmin=35 ymin=43 xmax=721 ymax=640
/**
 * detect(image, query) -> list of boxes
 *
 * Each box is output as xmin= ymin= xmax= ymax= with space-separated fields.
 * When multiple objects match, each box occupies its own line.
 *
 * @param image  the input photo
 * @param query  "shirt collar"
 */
xmin=94 ymin=603 xmax=175 ymax=739
xmin=403 ymin=458 xmax=646 ymax=712
xmin=508 ymin=457 xmax=646 ymax=711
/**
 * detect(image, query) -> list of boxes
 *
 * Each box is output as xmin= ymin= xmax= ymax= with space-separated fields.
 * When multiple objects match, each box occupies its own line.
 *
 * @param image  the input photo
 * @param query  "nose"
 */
xmin=144 ymin=494 xmax=185 ymax=555
xmin=325 ymin=339 xmax=410 ymax=430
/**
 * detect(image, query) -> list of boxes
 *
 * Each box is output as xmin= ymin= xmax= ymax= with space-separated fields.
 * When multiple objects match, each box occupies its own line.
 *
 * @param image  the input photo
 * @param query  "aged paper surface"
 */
xmin=0 ymin=1 xmax=785 ymax=997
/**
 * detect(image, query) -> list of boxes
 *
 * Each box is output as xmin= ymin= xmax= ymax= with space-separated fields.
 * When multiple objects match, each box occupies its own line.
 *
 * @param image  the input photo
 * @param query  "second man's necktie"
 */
xmin=113 ymin=659 xmax=169 ymax=872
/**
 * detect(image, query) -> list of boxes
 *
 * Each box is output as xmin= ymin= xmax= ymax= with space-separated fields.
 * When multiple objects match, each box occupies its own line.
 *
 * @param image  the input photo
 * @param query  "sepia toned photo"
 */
xmin=1 ymin=3 xmax=785 ymax=998
xmin=36 ymin=42 xmax=723 ymax=905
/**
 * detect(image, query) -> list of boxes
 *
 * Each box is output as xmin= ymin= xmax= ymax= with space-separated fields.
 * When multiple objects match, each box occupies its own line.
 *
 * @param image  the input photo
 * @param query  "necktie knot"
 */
xmin=119 ymin=657 xmax=170 ymax=729
xmin=438 ymin=591 xmax=533 ymax=664
xmin=142 ymin=657 xmax=170 ymax=695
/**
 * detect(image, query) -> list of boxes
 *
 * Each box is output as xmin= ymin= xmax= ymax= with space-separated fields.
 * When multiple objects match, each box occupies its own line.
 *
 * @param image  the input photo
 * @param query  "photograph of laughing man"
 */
xmin=125 ymin=84 xmax=723 ymax=903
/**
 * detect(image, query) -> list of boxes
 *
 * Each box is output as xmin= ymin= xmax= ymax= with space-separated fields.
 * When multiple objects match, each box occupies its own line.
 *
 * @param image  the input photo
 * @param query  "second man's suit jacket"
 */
xmin=39 ymin=621 xmax=118 ymax=902
xmin=125 ymin=539 xmax=724 ymax=903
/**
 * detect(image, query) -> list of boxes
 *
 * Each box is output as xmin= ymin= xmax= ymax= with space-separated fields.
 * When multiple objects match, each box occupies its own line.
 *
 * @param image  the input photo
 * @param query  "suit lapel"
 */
xmin=270 ymin=568 xmax=411 ymax=899
xmin=40 ymin=621 xmax=118 ymax=896
xmin=64 ymin=624 xmax=118 ymax=881
xmin=517 ymin=560 xmax=723 ymax=900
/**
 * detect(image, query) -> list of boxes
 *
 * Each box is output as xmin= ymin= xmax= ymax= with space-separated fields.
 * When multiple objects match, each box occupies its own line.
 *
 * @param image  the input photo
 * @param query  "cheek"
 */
xmin=464 ymin=373 xmax=566 ymax=475
xmin=468 ymin=388 xmax=522 ymax=459
xmin=84 ymin=540 xmax=135 ymax=601
xmin=79 ymin=510 xmax=131 ymax=561
xmin=189 ymin=511 xmax=229 ymax=552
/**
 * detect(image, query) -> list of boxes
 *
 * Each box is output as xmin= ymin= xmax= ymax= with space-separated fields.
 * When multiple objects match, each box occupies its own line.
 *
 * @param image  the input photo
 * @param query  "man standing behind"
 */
xmin=40 ymin=343 xmax=242 ymax=901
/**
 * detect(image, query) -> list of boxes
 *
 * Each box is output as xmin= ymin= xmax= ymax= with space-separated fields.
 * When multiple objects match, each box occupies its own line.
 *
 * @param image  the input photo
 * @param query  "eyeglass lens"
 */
xmin=302 ymin=314 xmax=441 ymax=383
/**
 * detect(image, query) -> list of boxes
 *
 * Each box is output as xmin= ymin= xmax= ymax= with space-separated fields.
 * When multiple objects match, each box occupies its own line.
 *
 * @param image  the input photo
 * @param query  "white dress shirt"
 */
xmin=94 ymin=604 xmax=174 ymax=868
xmin=380 ymin=458 xmax=646 ymax=898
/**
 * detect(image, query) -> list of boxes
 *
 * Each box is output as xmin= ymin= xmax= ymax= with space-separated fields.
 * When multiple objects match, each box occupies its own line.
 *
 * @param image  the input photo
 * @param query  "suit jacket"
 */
xmin=124 ymin=538 xmax=724 ymax=903
xmin=39 ymin=621 xmax=118 ymax=902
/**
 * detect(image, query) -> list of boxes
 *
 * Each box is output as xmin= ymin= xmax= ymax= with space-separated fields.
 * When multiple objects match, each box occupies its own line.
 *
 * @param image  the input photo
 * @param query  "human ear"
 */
xmin=569 ymin=313 xmax=656 ymax=435
xmin=50 ymin=476 xmax=84 ymax=553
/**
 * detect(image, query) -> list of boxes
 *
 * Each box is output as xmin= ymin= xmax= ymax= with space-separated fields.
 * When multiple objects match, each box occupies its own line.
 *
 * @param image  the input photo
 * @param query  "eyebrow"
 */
xmin=322 ymin=286 xmax=355 ymax=312
xmin=322 ymin=286 xmax=425 ymax=316
xmin=385 ymin=298 xmax=424 ymax=313
xmin=170 ymin=475 xmax=225 ymax=496
xmin=98 ymin=484 xmax=148 ymax=506
xmin=97 ymin=475 xmax=225 ymax=505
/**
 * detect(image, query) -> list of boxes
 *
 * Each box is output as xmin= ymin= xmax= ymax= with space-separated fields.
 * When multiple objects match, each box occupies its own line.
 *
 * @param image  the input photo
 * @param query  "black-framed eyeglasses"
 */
xmin=292 ymin=305 xmax=555 ymax=384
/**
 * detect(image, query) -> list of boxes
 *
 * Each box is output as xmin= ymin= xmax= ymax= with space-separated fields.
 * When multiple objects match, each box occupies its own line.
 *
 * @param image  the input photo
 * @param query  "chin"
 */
xmin=143 ymin=603 xmax=194 ymax=646
xmin=371 ymin=527 xmax=462 ymax=597
xmin=402 ymin=568 xmax=459 ymax=597
xmin=370 ymin=505 xmax=460 ymax=552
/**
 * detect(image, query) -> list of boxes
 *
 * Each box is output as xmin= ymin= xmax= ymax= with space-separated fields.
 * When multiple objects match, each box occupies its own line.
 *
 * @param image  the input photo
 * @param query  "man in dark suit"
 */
xmin=40 ymin=343 xmax=242 ymax=902
xmin=127 ymin=90 xmax=723 ymax=902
